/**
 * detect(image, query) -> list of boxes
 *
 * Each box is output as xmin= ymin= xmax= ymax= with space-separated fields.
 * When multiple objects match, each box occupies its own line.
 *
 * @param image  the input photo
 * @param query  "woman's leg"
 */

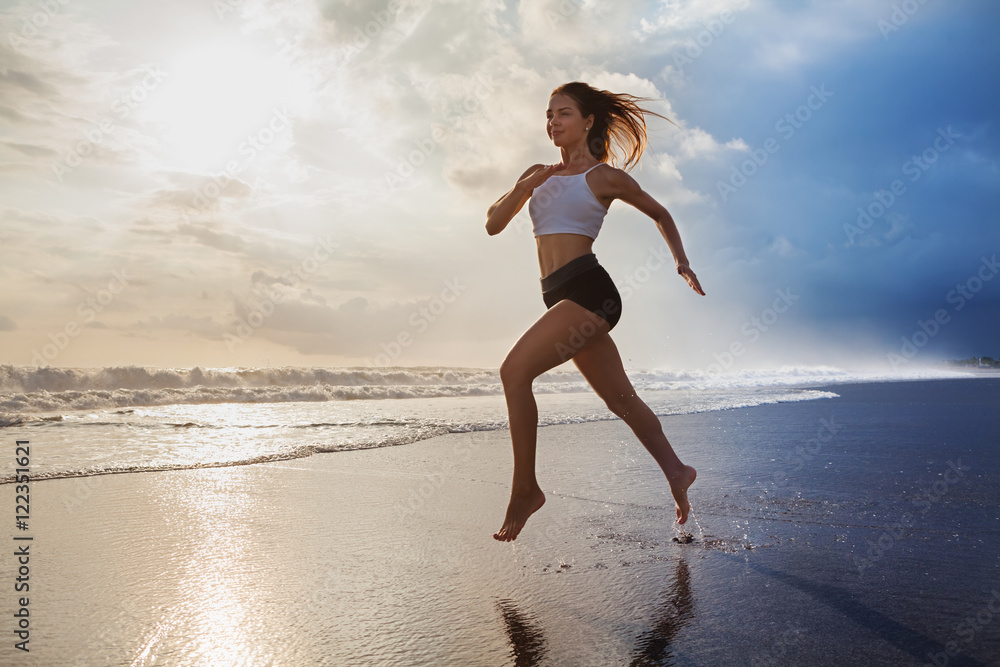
xmin=494 ymin=300 xmax=611 ymax=542
xmin=571 ymin=332 xmax=697 ymax=524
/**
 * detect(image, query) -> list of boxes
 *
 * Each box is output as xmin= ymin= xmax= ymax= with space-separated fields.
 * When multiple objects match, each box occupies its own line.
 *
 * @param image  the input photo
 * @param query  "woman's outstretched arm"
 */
xmin=603 ymin=169 xmax=705 ymax=295
xmin=485 ymin=163 xmax=562 ymax=235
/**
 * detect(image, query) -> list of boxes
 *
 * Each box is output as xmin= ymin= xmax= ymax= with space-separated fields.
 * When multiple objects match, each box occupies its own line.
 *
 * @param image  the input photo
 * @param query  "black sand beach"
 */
xmin=2 ymin=378 xmax=998 ymax=666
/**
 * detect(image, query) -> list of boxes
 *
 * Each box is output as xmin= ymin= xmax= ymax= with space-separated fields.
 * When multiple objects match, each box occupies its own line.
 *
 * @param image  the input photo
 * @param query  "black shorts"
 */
xmin=541 ymin=253 xmax=622 ymax=331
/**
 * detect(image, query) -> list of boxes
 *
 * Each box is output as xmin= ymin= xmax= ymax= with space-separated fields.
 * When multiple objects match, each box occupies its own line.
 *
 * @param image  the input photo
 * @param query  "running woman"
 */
xmin=486 ymin=81 xmax=705 ymax=542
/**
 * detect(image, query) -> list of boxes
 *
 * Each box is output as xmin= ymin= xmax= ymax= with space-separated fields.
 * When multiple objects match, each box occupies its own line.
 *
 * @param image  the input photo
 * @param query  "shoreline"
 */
xmin=2 ymin=374 xmax=996 ymax=487
xmin=1 ymin=377 xmax=997 ymax=664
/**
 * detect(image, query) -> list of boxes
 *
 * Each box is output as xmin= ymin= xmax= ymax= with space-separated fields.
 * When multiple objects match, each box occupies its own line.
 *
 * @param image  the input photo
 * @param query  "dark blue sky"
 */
xmin=661 ymin=2 xmax=1000 ymax=362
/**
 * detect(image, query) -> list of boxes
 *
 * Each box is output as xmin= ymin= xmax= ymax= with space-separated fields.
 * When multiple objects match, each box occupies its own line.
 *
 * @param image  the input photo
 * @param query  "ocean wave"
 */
xmin=0 ymin=363 xmax=977 ymax=418
xmin=0 ymin=382 xmax=511 ymax=416
xmin=0 ymin=364 xmax=505 ymax=393
xmin=631 ymin=365 xmax=978 ymax=391
xmin=0 ymin=389 xmax=840 ymax=484
xmin=0 ymin=423 xmax=467 ymax=484
xmin=0 ymin=445 xmax=321 ymax=485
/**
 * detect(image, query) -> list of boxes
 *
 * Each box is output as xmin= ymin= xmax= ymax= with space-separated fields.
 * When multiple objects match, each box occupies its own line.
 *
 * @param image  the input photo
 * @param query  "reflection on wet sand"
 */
xmin=497 ymin=598 xmax=548 ymax=666
xmin=496 ymin=557 xmax=694 ymax=666
xmin=629 ymin=557 xmax=694 ymax=666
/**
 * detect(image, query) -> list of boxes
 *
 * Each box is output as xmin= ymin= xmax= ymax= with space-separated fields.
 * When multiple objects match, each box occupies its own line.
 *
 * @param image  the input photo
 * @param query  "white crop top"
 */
xmin=528 ymin=164 xmax=609 ymax=239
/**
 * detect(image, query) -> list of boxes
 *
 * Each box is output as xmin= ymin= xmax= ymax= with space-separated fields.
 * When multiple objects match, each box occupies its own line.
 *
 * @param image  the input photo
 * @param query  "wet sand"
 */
xmin=1 ymin=379 xmax=998 ymax=665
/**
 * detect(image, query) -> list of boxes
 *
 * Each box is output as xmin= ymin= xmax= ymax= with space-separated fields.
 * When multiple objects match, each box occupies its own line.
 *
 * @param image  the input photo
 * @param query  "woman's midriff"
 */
xmin=536 ymin=233 xmax=595 ymax=279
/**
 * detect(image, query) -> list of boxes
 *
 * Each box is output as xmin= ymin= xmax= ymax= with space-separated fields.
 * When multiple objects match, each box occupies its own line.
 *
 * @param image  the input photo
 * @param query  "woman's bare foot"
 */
xmin=668 ymin=465 xmax=697 ymax=524
xmin=493 ymin=487 xmax=546 ymax=542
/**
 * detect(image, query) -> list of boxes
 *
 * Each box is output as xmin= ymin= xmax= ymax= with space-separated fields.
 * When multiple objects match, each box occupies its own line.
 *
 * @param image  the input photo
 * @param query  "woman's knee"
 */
xmin=604 ymin=391 xmax=640 ymax=419
xmin=499 ymin=355 xmax=532 ymax=388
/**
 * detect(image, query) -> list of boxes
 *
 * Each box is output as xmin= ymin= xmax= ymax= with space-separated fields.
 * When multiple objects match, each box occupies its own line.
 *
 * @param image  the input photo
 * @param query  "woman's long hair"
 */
xmin=551 ymin=81 xmax=673 ymax=172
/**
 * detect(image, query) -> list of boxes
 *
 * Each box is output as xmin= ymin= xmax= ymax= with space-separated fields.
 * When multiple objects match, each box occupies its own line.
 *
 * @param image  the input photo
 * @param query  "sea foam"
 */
xmin=0 ymin=363 xmax=976 ymax=418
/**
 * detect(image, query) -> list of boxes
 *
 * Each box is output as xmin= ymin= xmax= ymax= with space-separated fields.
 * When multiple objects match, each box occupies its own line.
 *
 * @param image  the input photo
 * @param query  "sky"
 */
xmin=0 ymin=0 xmax=998 ymax=372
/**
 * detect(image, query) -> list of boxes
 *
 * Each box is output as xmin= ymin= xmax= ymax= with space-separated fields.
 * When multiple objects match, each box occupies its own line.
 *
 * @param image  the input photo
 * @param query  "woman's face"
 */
xmin=546 ymin=94 xmax=592 ymax=146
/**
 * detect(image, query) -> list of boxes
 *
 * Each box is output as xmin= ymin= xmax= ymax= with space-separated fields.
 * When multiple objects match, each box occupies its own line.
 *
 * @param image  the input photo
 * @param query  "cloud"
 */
xmin=2 ymin=140 xmax=57 ymax=157
xmin=0 ymin=0 xmax=996 ymax=368
xmin=131 ymin=313 xmax=224 ymax=338
xmin=176 ymin=223 xmax=249 ymax=254
xmin=518 ymin=0 xmax=647 ymax=55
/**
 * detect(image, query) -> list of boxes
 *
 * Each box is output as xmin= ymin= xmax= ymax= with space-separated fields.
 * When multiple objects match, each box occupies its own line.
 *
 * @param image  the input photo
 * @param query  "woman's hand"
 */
xmin=602 ymin=169 xmax=704 ymax=296
xmin=676 ymin=263 xmax=705 ymax=296
xmin=486 ymin=164 xmax=563 ymax=236
xmin=517 ymin=163 xmax=565 ymax=193
xmin=486 ymin=163 xmax=566 ymax=236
